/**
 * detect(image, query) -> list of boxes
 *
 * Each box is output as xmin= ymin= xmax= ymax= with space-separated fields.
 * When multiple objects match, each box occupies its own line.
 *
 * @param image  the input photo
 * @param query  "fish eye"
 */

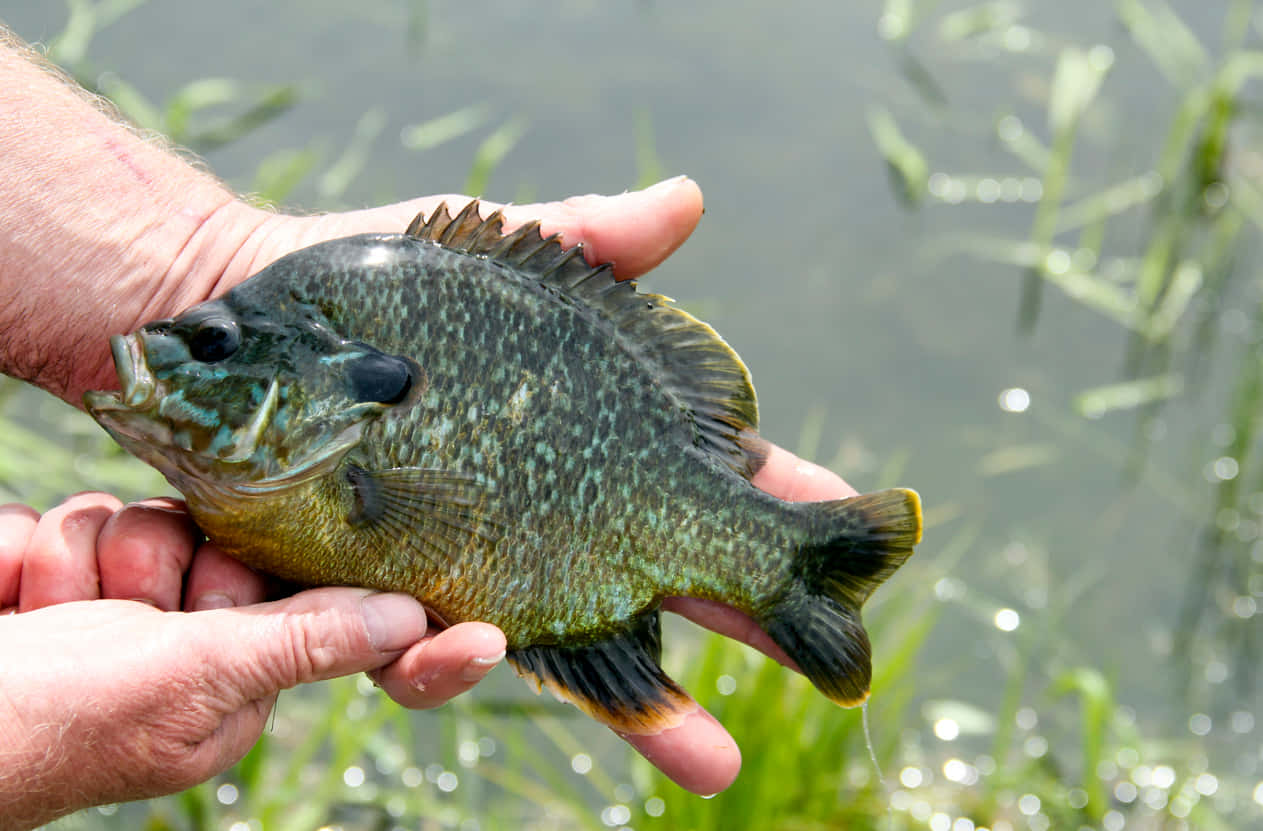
xmin=348 ymin=352 xmax=414 ymax=405
xmin=187 ymin=318 xmax=241 ymax=363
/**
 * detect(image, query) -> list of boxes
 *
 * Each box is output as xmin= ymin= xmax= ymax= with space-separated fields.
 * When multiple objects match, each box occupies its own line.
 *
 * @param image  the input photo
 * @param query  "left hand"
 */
xmin=0 ymin=494 xmax=503 ymax=828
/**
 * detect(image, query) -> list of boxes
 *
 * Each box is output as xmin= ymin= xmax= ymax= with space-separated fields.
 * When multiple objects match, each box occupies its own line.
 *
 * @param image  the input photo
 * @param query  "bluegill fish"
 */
xmin=85 ymin=202 xmax=922 ymax=734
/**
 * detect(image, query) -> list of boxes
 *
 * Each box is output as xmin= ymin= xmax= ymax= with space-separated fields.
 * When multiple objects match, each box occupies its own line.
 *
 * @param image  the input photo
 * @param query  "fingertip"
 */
xmin=373 ymin=621 xmax=506 ymax=709
xmin=184 ymin=544 xmax=267 ymax=611
xmin=0 ymin=503 xmax=40 ymax=607
xmin=566 ymin=176 xmax=705 ymax=279
xmin=360 ymin=592 xmax=428 ymax=653
xmin=619 ymin=706 xmax=742 ymax=795
xmin=18 ymin=491 xmax=121 ymax=610
xmin=751 ymin=444 xmax=858 ymax=502
xmin=97 ymin=498 xmax=198 ymax=610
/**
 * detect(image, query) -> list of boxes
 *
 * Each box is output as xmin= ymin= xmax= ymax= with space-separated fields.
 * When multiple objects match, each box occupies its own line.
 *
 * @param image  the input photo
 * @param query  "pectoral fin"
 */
xmin=344 ymin=464 xmax=503 ymax=569
xmin=506 ymin=611 xmax=694 ymax=735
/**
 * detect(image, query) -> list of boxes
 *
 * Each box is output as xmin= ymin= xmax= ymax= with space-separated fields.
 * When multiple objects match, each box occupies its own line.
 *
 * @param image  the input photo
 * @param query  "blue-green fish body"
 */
xmin=86 ymin=202 xmax=922 ymax=733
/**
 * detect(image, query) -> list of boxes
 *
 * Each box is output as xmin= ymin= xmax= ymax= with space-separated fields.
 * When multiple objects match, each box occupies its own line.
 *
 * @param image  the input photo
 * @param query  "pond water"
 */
xmin=2 ymin=1 xmax=1260 ymax=828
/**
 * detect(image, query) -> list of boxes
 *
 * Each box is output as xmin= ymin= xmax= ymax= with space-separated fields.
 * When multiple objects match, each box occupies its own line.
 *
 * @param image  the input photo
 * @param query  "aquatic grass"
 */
xmin=633 ymin=108 xmax=663 ymax=191
xmin=317 ymin=108 xmax=387 ymax=203
xmin=463 ymin=116 xmax=528 ymax=197
xmin=868 ymin=108 xmax=929 ymax=208
xmin=882 ymin=0 xmax=1263 ymax=736
xmin=45 ymin=0 xmax=152 ymax=69
xmin=0 ymin=379 xmax=167 ymax=505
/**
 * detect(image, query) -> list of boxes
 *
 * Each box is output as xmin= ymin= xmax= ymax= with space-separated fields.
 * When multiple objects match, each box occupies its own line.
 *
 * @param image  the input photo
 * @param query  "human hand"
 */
xmin=71 ymin=177 xmax=705 ymax=405
xmin=0 ymin=495 xmax=504 ymax=831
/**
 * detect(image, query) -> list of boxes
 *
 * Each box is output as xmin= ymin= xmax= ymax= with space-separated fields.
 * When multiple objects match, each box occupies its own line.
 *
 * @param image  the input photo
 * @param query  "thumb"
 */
xmin=204 ymin=587 xmax=428 ymax=701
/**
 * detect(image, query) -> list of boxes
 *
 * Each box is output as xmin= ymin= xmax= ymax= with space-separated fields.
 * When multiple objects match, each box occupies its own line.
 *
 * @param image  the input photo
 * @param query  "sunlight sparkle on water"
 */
xmin=716 ymin=674 xmax=737 ymax=695
xmin=934 ymin=718 xmax=960 ymax=741
xmin=1189 ymin=713 xmax=1212 ymax=736
xmin=943 ymin=758 xmax=978 ymax=785
xmin=1208 ymin=456 xmax=1239 ymax=481
xmin=343 ymin=766 xmax=365 ymax=788
xmin=998 ymin=387 xmax=1030 ymax=413
xmin=600 ymin=804 xmax=631 ymax=826
xmin=571 ymin=753 xmax=593 ymax=775
xmin=1044 ymin=249 xmax=1071 ymax=275
xmin=216 ymin=783 xmax=239 ymax=805
xmin=994 ymin=608 xmax=1020 ymax=631
xmin=644 ymin=796 xmax=665 ymax=817
xmin=899 ymin=766 xmax=923 ymax=788
xmin=1023 ymin=735 xmax=1048 ymax=758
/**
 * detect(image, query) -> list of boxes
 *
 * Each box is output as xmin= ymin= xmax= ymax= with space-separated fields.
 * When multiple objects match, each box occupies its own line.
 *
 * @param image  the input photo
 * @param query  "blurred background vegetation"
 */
xmin=2 ymin=0 xmax=1261 ymax=829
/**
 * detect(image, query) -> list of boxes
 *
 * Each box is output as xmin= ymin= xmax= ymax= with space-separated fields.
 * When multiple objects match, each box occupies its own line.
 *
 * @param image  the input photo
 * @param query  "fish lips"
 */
xmin=84 ymin=333 xmax=181 ymax=470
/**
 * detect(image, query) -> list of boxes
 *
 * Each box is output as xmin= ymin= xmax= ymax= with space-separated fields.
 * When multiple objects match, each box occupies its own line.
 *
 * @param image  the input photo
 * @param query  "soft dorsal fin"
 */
xmin=406 ymin=201 xmax=763 ymax=479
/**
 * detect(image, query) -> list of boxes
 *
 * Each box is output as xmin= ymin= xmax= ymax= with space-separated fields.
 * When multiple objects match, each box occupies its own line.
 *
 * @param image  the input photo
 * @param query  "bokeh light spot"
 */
xmin=998 ymin=387 xmax=1030 ymax=413
xmin=994 ymin=608 xmax=1020 ymax=631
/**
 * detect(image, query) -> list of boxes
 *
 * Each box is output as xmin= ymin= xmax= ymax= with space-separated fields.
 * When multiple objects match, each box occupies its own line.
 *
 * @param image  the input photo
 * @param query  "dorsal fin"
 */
xmin=406 ymin=201 xmax=763 ymax=479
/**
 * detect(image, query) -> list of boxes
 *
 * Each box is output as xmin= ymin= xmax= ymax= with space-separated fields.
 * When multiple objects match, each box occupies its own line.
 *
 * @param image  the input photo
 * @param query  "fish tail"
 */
xmin=762 ymin=488 xmax=922 ymax=707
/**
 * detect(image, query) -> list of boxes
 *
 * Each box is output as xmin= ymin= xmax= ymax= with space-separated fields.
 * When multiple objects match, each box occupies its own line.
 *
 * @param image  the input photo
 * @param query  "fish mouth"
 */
xmin=85 ymin=333 xmax=283 ymax=468
xmin=84 ymin=333 xmax=185 ymax=477
xmin=84 ymin=333 xmax=364 ymax=492
xmin=84 ymin=334 xmax=157 ymax=412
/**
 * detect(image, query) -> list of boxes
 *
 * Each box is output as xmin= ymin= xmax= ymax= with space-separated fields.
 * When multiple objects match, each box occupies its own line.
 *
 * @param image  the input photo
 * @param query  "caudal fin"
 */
xmin=762 ymin=488 xmax=922 ymax=707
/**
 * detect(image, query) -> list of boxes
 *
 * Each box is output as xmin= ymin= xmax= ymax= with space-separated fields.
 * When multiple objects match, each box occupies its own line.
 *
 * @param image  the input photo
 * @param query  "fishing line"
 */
xmin=861 ymin=701 xmax=897 ymax=831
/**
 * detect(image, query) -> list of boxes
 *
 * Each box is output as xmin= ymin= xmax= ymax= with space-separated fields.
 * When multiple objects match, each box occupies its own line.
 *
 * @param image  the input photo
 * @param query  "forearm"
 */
xmin=0 ymin=662 xmax=75 ymax=831
xmin=0 ymin=29 xmax=272 ymax=405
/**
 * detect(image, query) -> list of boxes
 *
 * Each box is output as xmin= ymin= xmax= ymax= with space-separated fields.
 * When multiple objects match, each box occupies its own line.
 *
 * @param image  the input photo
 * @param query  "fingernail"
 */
xmin=192 ymin=592 xmax=235 ymax=611
xmin=361 ymin=592 xmax=427 ymax=653
xmin=460 ymin=650 xmax=505 ymax=682
xmin=646 ymin=174 xmax=688 ymax=192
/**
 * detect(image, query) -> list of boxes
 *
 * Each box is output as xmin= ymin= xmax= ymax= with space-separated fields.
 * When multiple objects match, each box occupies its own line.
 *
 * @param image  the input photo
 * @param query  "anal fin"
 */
xmin=506 ymin=610 xmax=694 ymax=735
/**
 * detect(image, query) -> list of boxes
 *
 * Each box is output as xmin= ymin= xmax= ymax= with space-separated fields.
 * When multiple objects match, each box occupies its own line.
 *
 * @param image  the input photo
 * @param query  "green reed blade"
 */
xmin=464 ymin=116 xmax=527 ymax=196
xmin=319 ymin=108 xmax=387 ymax=201
xmin=867 ymin=107 xmax=929 ymax=208
xmin=400 ymin=105 xmax=491 ymax=152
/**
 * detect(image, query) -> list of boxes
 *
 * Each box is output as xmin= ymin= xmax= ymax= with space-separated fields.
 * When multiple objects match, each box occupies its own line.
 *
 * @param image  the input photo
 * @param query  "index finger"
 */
xmin=293 ymin=177 xmax=704 ymax=282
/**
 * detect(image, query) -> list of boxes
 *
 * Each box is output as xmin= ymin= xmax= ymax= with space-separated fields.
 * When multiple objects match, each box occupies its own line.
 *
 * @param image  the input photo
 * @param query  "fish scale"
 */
xmin=86 ymin=200 xmax=923 ymax=736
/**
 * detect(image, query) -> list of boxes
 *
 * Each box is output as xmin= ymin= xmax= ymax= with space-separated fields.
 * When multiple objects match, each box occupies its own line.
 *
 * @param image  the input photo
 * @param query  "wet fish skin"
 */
xmin=86 ymin=202 xmax=922 ymax=734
